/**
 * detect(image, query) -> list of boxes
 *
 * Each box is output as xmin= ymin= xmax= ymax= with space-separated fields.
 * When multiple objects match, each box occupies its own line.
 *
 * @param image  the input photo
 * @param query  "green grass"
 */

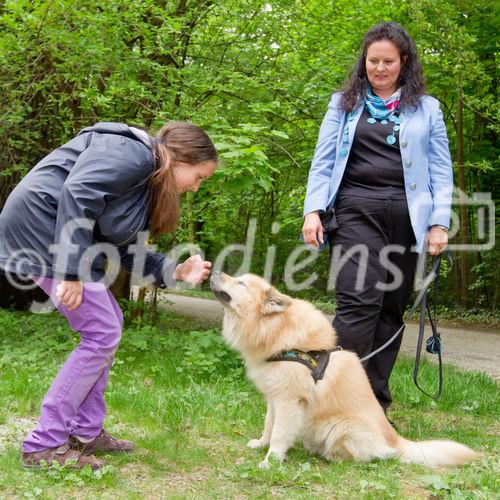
xmin=0 ymin=308 xmax=499 ymax=499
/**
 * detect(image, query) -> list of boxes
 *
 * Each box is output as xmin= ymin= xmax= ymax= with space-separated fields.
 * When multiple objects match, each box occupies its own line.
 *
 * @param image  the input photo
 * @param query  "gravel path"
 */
xmin=161 ymin=294 xmax=500 ymax=381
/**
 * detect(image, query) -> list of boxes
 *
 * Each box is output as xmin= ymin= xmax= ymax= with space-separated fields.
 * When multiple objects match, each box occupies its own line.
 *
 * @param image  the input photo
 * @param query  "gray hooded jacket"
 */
xmin=0 ymin=122 xmax=177 ymax=286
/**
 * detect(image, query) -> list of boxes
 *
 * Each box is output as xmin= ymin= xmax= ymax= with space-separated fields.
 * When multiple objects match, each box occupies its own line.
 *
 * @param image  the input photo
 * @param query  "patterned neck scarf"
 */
xmin=338 ymin=87 xmax=403 ymax=157
xmin=365 ymin=86 xmax=401 ymax=120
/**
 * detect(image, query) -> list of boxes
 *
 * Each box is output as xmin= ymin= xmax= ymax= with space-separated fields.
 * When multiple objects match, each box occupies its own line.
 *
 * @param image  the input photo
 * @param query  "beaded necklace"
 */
xmin=339 ymin=87 xmax=402 ymax=157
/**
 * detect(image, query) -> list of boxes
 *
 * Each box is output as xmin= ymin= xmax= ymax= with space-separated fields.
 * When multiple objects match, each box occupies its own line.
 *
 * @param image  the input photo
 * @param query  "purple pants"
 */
xmin=22 ymin=278 xmax=123 ymax=453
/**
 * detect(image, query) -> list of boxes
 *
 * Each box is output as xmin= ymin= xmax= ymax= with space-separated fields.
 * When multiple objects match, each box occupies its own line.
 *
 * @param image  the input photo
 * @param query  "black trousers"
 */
xmin=329 ymin=194 xmax=418 ymax=411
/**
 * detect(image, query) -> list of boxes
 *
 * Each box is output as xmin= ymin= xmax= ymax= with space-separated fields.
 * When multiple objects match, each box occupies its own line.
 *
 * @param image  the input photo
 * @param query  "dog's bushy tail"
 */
xmin=396 ymin=437 xmax=479 ymax=467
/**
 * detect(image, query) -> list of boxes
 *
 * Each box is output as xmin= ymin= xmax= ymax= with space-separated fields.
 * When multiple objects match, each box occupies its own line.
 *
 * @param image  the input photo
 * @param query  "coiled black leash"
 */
xmin=411 ymin=252 xmax=450 ymax=401
xmin=360 ymin=251 xmax=451 ymax=401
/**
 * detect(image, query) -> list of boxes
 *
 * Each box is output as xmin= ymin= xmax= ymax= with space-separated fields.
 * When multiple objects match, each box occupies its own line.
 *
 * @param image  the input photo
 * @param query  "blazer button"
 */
xmin=410 ymin=182 xmax=417 ymax=190
xmin=401 ymin=140 xmax=408 ymax=148
xmin=405 ymin=160 xmax=412 ymax=168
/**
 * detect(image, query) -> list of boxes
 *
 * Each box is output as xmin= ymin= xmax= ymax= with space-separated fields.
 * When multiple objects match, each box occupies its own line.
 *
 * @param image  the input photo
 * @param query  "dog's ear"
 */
xmin=262 ymin=289 xmax=292 ymax=315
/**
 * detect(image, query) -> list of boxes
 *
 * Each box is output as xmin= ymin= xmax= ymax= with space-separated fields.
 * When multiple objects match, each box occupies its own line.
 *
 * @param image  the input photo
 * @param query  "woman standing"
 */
xmin=302 ymin=22 xmax=453 ymax=414
xmin=0 ymin=121 xmax=217 ymax=469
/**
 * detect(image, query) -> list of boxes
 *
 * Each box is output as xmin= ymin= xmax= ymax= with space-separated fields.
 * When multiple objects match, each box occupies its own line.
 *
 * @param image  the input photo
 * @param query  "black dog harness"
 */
xmin=267 ymin=347 xmax=342 ymax=383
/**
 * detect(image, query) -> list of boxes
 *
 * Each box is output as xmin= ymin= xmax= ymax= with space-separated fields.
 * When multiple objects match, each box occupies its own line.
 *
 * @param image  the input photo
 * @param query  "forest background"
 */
xmin=0 ymin=0 xmax=498 ymax=314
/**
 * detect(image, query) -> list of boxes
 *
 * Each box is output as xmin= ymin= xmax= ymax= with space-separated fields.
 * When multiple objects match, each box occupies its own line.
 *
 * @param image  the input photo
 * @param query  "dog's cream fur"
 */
xmin=210 ymin=272 xmax=478 ymax=469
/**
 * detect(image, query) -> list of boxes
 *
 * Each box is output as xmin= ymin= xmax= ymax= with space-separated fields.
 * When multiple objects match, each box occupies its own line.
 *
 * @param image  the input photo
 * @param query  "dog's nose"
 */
xmin=210 ymin=270 xmax=222 ymax=286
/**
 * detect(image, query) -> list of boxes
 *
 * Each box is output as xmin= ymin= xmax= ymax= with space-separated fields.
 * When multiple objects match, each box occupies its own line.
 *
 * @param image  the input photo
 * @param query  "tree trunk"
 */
xmin=455 ymin=92 xmax=469 ymax=306
xmin=109 ymin=269 xmax=131 ymax=301
xmin=150 ymin=286 xmax=158 ymax=325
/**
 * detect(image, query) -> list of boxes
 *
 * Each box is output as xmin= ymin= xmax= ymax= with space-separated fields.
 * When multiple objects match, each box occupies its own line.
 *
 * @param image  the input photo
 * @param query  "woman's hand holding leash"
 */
xmin=56 ymin=281 xmax=83 ymax=311
xmin=302 ymin=211 xmax=324 ymax=249
xmin=174 ymin=254 xmax=212 ymax=284
xmin=427 ymin=226 xmax=448 ymax=255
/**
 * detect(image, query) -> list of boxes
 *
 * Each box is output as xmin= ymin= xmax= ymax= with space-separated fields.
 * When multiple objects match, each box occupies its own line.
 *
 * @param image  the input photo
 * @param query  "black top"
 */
xmin=338 ymin=108 xmax=406 ymax=200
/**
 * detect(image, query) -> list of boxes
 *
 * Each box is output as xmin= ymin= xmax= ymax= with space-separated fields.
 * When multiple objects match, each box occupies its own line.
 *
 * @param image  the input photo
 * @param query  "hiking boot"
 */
xmin=69 ymin=429 xmax=134 ymax=455
xmin=22 ymin=443 xmax=104 ymax=470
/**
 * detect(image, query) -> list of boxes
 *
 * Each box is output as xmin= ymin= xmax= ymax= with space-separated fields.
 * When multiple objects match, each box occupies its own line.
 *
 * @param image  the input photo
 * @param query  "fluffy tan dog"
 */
xmin=210 ymin=271 xmax=478 ymax=469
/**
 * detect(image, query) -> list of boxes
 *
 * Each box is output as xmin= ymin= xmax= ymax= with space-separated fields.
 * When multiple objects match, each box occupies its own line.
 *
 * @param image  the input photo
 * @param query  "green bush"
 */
xmin=177 ymin=330 xmax=244 ymax=378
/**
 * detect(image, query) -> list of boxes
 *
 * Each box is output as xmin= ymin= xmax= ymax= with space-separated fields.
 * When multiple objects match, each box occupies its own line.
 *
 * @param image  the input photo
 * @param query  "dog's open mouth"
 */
xmin=212 ymin=288 xmax=231 ymax=304
xmin=210 ymin=272 xmax=232 ymax=304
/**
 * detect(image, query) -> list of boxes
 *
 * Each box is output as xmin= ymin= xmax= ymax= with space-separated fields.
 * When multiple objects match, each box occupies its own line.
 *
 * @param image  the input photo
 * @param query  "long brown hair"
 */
xmin=148 ymin=122 xmax=217 ymax=236
xmin=340 ymin=22 xmax=425 ymax=113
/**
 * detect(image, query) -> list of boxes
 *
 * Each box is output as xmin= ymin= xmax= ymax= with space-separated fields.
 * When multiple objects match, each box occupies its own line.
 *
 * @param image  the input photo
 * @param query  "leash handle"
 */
xmin=412 ymin=254 xmax=444 ymax=401
xmin=407 ymin=253 xmax=442 ymax=319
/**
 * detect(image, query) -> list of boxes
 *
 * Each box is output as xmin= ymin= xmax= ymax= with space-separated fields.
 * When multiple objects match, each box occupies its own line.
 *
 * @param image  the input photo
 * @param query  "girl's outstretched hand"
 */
xmin=174 ymin=255 xmax=212 ymax=284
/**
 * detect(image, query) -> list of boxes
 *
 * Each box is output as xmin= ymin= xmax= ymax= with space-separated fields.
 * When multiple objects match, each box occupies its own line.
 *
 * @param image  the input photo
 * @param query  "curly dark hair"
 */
xmin=340 ymin=22 xmax=425 ymax=113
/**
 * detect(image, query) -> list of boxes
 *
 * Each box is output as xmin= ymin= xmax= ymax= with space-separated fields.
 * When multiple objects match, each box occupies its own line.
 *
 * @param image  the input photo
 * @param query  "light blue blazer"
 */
xmin=303 ymin=92 xmax=453 ymax=253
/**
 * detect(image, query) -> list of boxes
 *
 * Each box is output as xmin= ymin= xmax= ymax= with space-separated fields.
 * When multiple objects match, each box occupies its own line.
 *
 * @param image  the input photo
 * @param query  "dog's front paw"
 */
xmin=258 ymin=459 xmax=270 ymax=470
xmin=247 ymin=438 xmax=266 ymax=449
xmin=258 ymin=451 xmax=283 ymax=469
